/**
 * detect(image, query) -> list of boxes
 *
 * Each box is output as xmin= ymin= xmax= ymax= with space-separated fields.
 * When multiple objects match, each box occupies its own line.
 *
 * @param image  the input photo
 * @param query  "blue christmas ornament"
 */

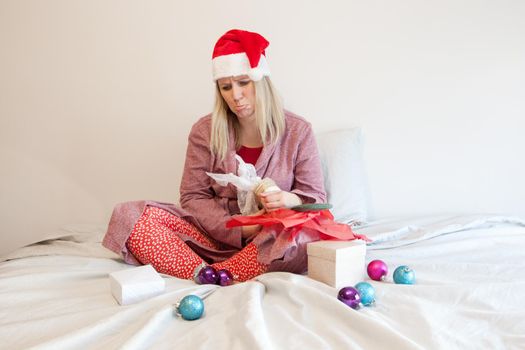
xmin=355 ymin=282 xmax=375 ymax=306
xmin=176 ymin=295 xmax=204 ymax=320
xmin=393 ymin=265 xmax=416 ymax=285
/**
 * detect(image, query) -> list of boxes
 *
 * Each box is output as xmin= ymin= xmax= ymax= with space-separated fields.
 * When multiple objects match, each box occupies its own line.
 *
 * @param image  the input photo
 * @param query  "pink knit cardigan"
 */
xmin=102 ymin=110 xmax=326 ymax=268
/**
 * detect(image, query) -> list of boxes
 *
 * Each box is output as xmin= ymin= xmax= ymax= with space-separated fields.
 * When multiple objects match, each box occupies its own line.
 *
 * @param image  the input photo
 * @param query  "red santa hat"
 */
xmin=212 ymin=29 xmax=271 ymax=81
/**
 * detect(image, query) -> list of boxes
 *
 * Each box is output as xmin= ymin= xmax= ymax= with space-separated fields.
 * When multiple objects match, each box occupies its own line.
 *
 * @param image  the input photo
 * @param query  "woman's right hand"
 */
xmin=240 ymin=208 xmax=266 ymax=240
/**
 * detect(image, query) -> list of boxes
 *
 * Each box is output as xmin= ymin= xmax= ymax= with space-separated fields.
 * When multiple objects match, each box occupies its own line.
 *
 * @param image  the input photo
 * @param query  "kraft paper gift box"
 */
xmin=109 ymin=264 xmax=165 ymax=305
xmin=307 ymin=240 xmax=366 ymax=289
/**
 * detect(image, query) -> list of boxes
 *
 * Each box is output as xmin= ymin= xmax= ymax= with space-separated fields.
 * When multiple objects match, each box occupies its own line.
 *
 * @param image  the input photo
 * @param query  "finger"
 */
xmin=263 ymin=192 xmax=282 ymax=203
xmin=265 ymin=198 xmax=283 ymax=211
xmin=260 ymin=189 xmax=282 ymax=199
xmin=263 ymin=194 xmax=277 ymax=204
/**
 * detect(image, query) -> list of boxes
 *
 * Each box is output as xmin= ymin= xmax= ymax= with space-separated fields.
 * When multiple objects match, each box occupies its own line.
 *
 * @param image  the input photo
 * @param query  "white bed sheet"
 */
xmin=1 ymin=216 xmax=524 ymax=350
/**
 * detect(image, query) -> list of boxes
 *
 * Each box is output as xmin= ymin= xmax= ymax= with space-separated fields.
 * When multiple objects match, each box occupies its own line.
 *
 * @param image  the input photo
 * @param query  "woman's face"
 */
xmin=217 ymin=75 xmax=256 ymax=121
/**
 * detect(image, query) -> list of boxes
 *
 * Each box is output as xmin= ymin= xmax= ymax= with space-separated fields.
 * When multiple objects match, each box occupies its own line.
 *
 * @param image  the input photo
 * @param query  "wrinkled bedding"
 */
xmin=1 ymin=216 xmax=524 ymax=350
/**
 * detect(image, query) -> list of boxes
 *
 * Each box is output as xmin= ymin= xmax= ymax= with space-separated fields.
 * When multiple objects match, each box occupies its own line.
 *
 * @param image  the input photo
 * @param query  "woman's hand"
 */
xmin=258 ymin=190 xmax=302 ymax=212
xmin=241 ymin=208 xmax=266 ymax=240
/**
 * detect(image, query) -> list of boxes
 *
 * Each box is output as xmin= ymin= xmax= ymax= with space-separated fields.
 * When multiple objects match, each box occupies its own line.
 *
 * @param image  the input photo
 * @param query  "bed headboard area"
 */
xmin=1 ymin=1 xmax=524 ymax=257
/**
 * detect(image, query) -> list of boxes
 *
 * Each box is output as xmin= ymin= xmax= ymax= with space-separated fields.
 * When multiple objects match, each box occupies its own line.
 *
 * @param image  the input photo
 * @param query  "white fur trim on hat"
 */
xmin=212 ymin=53 xmax=270 ymax=81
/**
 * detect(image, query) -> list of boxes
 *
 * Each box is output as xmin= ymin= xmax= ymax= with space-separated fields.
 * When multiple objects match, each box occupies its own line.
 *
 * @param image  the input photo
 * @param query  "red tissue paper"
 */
xmin=226 ymin=209 xmax=370 ymax=242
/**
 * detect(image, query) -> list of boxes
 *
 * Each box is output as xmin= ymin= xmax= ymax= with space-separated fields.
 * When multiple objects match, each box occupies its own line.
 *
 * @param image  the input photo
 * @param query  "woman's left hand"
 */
xmin=258 ymin=190 xmax=302 ymax=211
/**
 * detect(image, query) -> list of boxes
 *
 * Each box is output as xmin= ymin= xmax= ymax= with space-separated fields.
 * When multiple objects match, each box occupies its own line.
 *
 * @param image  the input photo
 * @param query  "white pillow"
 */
xmin=316 ymin=128 xmax=368 ymax=225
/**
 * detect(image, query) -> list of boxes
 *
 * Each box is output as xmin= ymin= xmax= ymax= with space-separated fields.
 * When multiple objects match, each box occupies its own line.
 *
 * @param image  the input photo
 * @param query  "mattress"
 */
xmin=1 ymin=215 xmax=524 ymax=349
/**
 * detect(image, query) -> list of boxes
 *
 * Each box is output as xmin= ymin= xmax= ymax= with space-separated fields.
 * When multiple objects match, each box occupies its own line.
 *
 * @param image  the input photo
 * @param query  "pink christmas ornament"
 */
xmin=367 ymin=260 xmax=388 ymax=281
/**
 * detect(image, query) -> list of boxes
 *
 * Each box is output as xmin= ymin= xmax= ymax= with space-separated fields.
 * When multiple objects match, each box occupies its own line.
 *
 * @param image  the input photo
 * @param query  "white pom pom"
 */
xmin=248 ymin=68 xmax=264 ymax=81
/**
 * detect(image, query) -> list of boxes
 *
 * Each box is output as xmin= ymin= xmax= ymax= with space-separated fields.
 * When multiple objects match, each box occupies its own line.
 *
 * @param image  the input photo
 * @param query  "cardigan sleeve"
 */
xmin=179 ymin=120 xmax=243 ymax=249
xmin=290 ymin=122 xmax=327 ymax=204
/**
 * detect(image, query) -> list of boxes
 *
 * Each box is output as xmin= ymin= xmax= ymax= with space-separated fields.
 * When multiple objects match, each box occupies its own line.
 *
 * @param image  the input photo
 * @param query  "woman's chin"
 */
xmin=235 ymin=109 xmax=255 ymax=120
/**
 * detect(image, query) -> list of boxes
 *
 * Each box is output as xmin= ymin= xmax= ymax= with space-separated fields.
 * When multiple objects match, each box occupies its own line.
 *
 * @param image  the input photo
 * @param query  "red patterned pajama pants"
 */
xmin=126 ymin=206 xmax=267 ymax=282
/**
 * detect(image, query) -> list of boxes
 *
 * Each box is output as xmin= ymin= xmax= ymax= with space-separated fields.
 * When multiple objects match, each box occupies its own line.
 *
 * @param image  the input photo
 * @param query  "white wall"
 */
xmin=1 ymin=0 xmax=524 ymax=256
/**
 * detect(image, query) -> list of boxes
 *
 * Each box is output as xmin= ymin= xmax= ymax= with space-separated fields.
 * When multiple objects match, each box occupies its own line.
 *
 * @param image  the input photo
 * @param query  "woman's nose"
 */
xmin=232 ymin=84 xmax=243 ymax=101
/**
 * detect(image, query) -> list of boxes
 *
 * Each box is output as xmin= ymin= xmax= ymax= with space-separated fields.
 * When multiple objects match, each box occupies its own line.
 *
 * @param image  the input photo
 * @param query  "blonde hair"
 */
xmin=210 ymin=77 xmax=285 ymax=161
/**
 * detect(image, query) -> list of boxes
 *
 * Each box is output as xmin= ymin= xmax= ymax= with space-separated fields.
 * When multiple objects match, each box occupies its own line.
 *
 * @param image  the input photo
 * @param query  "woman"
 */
xmin=103 ymin=29 xmax=326 ymax=282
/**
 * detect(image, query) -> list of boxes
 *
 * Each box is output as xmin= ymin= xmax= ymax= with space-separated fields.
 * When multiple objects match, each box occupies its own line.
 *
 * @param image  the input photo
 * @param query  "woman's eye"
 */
xmin=220 ymin=85 xmax=232 ymax=91
xmin=239 ymin=81 xmax=250 ymax=86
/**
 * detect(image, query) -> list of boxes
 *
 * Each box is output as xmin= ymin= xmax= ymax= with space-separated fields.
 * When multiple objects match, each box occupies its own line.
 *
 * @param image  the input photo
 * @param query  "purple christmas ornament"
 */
xmin=338 ymin=286 xmax=361 ymax=309
xmin=217 ymin=269 xmax=234 ymax=286
xmin=367 ymin=260 xmax=388 ymax=281
xmin=197 ymin=266 xmax=219 ymax=285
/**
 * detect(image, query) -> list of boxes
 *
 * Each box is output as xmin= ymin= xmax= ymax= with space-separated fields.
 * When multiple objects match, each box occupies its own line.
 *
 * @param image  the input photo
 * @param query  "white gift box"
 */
xmin=109 ymin=265 xmax=165 ymax=305
xmin=307 ymin=240 xmax=366 ymax=289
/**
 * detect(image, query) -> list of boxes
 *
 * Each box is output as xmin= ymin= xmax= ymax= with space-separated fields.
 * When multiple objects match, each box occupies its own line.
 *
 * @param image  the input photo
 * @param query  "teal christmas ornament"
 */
xmin=175 ymin=295 xmax=205 ymax=320
xmin=355 ymin=282 xmax=375 ymax=306
xmin=393 ymin=265 xmax=416 ymax=285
